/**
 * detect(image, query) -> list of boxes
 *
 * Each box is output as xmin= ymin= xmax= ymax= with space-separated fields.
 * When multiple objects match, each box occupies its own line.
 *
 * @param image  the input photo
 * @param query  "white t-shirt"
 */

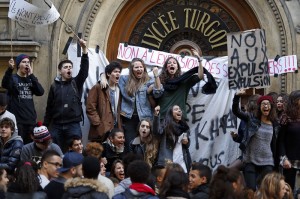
xmin=173 ymin=134 xmax=187 ymax=173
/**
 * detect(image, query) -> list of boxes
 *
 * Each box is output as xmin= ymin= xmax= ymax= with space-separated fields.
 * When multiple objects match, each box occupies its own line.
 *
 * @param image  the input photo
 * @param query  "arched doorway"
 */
xmin=107 ymin=0 xmax=260 ymax=61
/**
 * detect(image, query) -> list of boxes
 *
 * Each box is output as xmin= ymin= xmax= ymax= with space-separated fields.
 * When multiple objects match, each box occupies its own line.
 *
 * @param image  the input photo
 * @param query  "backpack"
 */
xmin=121 ymin=188 xmax=154 ymax=199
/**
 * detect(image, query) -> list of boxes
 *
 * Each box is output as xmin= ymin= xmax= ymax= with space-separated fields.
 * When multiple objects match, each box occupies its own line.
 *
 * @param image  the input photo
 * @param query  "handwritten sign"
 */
xmin=118 ymin=43 xmax=297 ymax=81
xmin=117 ymin=43 xmax=199 ymax=70
xmin=203 ymin=56 xmax=228 ymax=79
xmin=268 ymin=55 xmax=297 ymax=75
xmin=205 ymin=55 xmax=298 ymax=78
xmin=227 ymin=29 xmax=270 ymax=89
xmin=8 ymin=0 xmax=60 ymax=26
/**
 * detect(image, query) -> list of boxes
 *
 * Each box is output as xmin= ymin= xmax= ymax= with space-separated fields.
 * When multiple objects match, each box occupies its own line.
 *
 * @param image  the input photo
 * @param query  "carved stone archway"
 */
xmin=106 ymin=0 xmax=260 ymax=61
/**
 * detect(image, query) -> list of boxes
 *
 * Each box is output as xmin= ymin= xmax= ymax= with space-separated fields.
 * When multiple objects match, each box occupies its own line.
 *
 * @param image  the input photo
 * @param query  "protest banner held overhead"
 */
xmin=227 ymin=29 xmax=270 ymax=89
xmin=8 ymin=0 xmax=60 ymax=26
xmin=117 ymin=43 xmax=199 ymax=70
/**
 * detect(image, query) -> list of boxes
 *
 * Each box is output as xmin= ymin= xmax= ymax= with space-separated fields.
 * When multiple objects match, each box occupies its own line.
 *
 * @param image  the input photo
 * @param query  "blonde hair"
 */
xmin=125 ymin=58 xmax=150 ymax=97
xmin=255 ymin=172 xmax=285 ymax=199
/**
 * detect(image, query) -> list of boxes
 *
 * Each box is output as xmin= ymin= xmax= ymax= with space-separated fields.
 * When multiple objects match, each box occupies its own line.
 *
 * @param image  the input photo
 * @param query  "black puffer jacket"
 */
xmin=0 ymin=133 xmax=23 ymax=174
xmin=62 ymin=177 xmax=109 ymax=199
xmin=189 ymin=183 xmax=209 ymax=199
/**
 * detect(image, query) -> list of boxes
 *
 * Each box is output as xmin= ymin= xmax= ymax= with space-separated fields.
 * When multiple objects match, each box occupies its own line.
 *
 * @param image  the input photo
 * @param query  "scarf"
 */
xmin=129 ymin=183 xmax=156 ymax=195
xmin=163 ymin=67 xmax=217 ymax=94
xmin=173 ymin=121 xmax=189 ymax=137
xmin=106 ymin=139 xmax=124 ymax=153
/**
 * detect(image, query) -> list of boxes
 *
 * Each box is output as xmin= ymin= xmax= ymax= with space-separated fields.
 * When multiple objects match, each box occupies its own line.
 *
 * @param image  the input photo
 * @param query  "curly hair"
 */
xmin=159 ymin=57 xmax=182 ymax=85
xmin=286 ymin=90 xmax=300 ymax=120
xmin=14 ymin=161 xmax=40 ymax=193
xmin=256 ymin=97 xmax=277 ymax=122
xmin=125 ymin=58 xmax=150 ymax=97
xmin=84 ymin=142 xmax=104 ymax=159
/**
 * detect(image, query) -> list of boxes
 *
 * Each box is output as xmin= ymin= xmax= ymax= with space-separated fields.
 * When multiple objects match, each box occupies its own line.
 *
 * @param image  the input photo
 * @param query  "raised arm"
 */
xmin=152 ymin=106 xmax=164 ymax=136
xmin=232 ymin=88 xmax=249 ymax=121
xmin=191 ymin=48 xmax=204 ymax=80
xmin=152 ymin=67 xmax=161 ymax=89
xmin=1 ymin=59 xmax=14 ymax=90
xmin=75 ymin=39 xmax=89 ymax=90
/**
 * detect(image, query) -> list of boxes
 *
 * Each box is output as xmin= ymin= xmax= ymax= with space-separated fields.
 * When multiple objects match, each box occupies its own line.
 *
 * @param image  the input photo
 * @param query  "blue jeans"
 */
xmin=50 ymin=122 xmax=82 ymax=152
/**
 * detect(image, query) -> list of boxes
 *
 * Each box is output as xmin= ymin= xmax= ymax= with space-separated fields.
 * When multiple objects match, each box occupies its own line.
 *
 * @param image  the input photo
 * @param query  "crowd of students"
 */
xmin=0 ymin=38 xmax=299 ymax=199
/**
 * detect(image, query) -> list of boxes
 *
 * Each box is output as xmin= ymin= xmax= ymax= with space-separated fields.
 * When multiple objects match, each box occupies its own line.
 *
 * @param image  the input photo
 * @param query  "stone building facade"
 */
xmin=0 ymin=0 xmax=299 ymax=120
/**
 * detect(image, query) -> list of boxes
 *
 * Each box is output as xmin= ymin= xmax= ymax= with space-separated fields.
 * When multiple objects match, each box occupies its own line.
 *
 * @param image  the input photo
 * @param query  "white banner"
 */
xmin=117 ymin=43 xmax=199 ymax=70
xmin=69 ymin=44 xmax=240 ymax=169
xmin=8 ymin=0 xmax=60 ymax=26
xmin=117 ymin=43 xmax=298 ymax=81
xmin=186 ymin=79 xmax=239 ymax=169
xmin=268 ymin=55 xmax=297 ymax=75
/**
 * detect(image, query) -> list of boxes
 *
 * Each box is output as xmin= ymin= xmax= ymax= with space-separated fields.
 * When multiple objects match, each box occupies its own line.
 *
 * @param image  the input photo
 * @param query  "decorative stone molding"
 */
xmin=65 ymin=24 xmax=74 ymax=34
xmin=0 ymin=41 xmax=40 ymax=58
xmin=267 ymin=0 xmax=288 ymax=93
xmin=83 ymin=0 xmax=103 ymax=41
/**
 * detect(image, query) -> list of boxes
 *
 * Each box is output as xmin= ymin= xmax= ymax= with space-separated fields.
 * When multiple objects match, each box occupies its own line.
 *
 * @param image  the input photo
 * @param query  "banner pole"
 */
xmin=10 ymin=19 xmax=13 ymax=59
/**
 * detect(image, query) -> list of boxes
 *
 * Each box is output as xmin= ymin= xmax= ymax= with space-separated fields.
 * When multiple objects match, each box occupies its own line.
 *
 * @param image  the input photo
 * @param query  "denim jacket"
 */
xmin=232 ymin=95 xmax=280 ymax=167
xmin=119 ymin=75 xmax=164 ymax=119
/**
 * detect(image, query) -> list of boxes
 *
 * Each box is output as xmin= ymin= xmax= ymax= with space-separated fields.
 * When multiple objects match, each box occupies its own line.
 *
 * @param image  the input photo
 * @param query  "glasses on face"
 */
xmin=261 ymin=102 xmax=271 ymax=107
xmin=47 ymin=161 xmax=62 ymax=167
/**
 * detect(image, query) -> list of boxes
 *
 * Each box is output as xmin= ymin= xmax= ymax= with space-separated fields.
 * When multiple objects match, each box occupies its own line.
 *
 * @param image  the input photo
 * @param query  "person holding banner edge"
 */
xmin=232 ymin=88 xmax=279 ymax=191
xmin=100 ymin=58 xmax=163 ymax=150
xmin=156 ymin=49 xmax=216 ymax=120
xmin=43 ymin=39 xmax=89 ymax=152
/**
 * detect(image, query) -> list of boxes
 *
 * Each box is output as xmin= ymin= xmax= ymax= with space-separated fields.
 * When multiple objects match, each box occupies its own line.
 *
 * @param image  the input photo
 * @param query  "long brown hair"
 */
xmin=159 ymin=57 xmax=182 ymax=85
xmin=286 ymin=90 xmax=300 ymax=120
xmin=137 ymin=119 xmax=159 ymax=167
xmin=255 ymin=172 xmax=285 ymax=199
xmin=125 ymin=58 xmax=150 ymax=97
